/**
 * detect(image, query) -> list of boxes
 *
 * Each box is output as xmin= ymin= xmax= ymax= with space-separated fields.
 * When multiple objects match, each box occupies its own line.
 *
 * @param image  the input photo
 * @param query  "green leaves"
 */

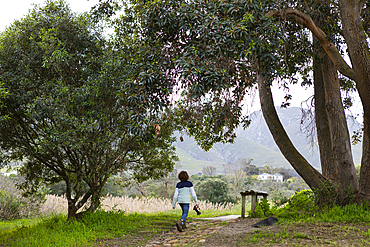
xmin=118 ymin=0 xmax=290 ymax=148
xmin=0 ymin=0 xmax=178 ymax=218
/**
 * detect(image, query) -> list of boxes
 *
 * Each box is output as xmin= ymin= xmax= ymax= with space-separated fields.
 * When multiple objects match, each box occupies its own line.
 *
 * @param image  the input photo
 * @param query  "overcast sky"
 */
xmin=0 ymin=0 xmax=363 ymax=121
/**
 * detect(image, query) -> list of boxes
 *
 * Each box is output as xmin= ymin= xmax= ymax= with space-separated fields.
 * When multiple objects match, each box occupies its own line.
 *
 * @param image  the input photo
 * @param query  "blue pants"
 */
xmin=179 ymin=203 xmax=190 ymax=222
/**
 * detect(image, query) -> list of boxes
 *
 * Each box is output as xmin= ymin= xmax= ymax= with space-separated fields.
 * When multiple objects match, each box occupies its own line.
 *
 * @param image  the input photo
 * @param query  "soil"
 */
xmin=96 ymin=217 xmax=370 ymax=247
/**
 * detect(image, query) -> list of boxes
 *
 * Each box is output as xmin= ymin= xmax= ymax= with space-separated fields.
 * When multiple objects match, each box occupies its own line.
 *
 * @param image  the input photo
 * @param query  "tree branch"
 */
xmin=267 ymin=8 xmax=355 ymax=81
xmin=257 ymin=71 xmax=327 ymax=190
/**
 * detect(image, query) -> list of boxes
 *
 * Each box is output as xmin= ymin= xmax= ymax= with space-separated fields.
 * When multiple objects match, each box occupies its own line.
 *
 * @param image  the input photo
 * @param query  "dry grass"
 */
xmin=39 ymin=194 xmax=69 ymax=216
xmin=40 ymin=194 xmax=235 ymax=215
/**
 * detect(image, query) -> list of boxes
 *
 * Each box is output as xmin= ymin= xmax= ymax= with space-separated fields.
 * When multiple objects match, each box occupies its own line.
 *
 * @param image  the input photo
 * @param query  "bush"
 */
xmin=0 ymin=190 xmax=25 ymax=220
xmin=276 ymin=189 xmax=317 ymax=220
xmin=270 ymin=191 xmax=289 ymax=207
xmin=47 ymin=181 xmax=67 ymax=196
xmin=196 ymin=178 xmax=233 ymax=204
xmin=0 ymin=175 xmax=45 ymax=220
xmin=288 ymin=190 xmax=315 ymax=210
xmin=252 ymin=198 xmax=275 ymax=218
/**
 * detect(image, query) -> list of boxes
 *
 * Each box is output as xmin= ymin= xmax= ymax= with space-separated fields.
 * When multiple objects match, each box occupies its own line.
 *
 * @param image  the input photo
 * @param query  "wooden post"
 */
xmin=251 ymin=194 xmax=257 ymax=215
xmin=241 ymin=194 xmax=246 ymax=218
xmin=240 ymin=190 xmax=269 ymax=218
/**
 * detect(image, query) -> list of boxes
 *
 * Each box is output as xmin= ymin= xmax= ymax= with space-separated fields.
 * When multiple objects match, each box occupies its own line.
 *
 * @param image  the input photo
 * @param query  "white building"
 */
xmin=257 ymin=172 xmax=283 ymax=182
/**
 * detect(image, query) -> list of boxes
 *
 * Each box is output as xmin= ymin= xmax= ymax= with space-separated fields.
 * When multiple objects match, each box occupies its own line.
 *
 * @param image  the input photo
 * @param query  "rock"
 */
xmin=252 ymin=216 xmax=279 ymax=228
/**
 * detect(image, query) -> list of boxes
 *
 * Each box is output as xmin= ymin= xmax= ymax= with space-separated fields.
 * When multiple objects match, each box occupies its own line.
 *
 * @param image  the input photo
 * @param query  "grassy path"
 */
xmin=112 ymin=218 xmax=370 ymax=247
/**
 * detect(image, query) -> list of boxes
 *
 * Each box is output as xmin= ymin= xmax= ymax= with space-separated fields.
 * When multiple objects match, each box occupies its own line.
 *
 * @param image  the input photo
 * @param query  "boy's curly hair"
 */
xmin=178 ymin=171 xmax=189 ymax=181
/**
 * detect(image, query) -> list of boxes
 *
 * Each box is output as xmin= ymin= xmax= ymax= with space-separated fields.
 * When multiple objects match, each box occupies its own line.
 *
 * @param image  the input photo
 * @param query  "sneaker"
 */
xmin=176 ymin=221 xmax=183 ymax=232
xmin=181 ymin=220 xmax=187 ymax=229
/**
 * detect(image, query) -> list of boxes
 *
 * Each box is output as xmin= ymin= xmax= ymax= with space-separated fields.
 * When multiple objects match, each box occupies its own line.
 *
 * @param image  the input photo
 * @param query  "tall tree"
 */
xmin=202 ymin=166 xmax=217 ymax=176
xmin=223 ymin=160 xmax=246 ymax=204
xmin=111 ymin=0 xmax=368 ymax=204
xmin=0 ymin=0 xmax=178 ymax=219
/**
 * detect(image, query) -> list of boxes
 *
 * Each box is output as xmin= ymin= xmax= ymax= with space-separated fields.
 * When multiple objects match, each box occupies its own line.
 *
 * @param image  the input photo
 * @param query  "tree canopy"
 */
xmin=110 ymin=0 xmax=370 ymax=204
xmin=0 ymin=0 xmax=178 ymax=219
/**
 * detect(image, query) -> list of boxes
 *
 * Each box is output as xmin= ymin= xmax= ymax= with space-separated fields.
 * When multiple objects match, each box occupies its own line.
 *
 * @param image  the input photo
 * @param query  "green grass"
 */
xmin=277 ymin=202 xmax=370 ymax=224
xmin=0 ymin=206 xmax=238 ymax=247
xmin=190 ymin=203 xmax=241 ymax=218
xmin=241 ymin=230 xmax=290 ymax=244
xmin=0 ymin=211 xmax=178 ymax=247
xmin=0 ymin=218 xmax=41 ymax=232
xmin=5 ymin=200 xmax=370 ymax=247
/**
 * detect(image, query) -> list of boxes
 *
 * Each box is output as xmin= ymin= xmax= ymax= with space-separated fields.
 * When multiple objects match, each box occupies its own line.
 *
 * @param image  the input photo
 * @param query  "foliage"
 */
xmin=252 ymin=197 xmax=275 ymax=218
xmin=0 ymin=190 xmax=25 ymax=220
xmin=270 ymin=191 xmax=289 ymax=207
xmin=189 ymin=172 xmax=307 ymax=205
xmin=114 ymin=0 xmax=293 ymax=151
xmin=312 ymin=180 xmax=340 ymax=206
xmin=312 ymin=202 xmax=370 ymax=223
xmin=276 ymin=189 xmax=317 ymax=220
xmin=46 ymin=181 xmax=67 ymax=196
xmin=242 ymin=159 xmax=259 ymax=176
xmin=0 ymin=175 xmax=46 ymax=220
xmin=0 ymin=211 xmax=177 ymax=247
xmin=196 ymin=178 xmax=233 ymax=205
xmin=0 ymin=82 xmax=8 ymax=125
xmin=0 ymin=0 xmax=178 ymax=218
xmin=202 ymin=166 xmax=217 ymax=176
xmin=355 ymin=164 xmax=361 ymax=180
xmin=47 ymin=177 xmax=128 ymax=197
xmin=0 ymin=205 xmax=239 ymax=246
xmin=276 ymin=197 xmax=370 ymax=224
xmin=223 ymin=159 xmax=247 ymax=203
xmin=105 ymin=0 xmax=370 ymax=207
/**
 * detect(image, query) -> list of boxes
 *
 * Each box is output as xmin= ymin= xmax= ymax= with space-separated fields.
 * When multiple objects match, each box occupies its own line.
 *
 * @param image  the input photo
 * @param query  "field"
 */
xmin=39 ymin=194 xmax=235 ymax=216
xmin=0 ymin=195 xmax=238 ymax=247
xmin=2 ymin=193 xmax=370 ymax=246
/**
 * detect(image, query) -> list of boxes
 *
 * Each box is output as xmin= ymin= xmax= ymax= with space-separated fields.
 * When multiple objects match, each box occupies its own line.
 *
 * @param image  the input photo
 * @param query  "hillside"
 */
xmin=173 ymin=107 xmax=363 ymax=174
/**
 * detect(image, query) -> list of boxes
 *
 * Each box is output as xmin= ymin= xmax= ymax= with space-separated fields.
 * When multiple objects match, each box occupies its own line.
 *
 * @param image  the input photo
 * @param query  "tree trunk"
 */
xmin=67 ymin=198 xmax=78 ymax=220
xmin=87 ymin=192 xmax=102 ymax=213
xmin=65 ymin=176 xmax=79 ymax=220
xmin=338 ymin=0 xmax=370 ymax=200
xmin=314 ymin=44 xmax=359 ymax=202
xmin=322 ymin=54 xmax=359 ymax=200
xmin=359 ymin=117 xmax=370 ymax=198
xmin=313 ymin=43 xmax=335 ymax=180
xmin=257 ymin=74 xmax=327 ymax=190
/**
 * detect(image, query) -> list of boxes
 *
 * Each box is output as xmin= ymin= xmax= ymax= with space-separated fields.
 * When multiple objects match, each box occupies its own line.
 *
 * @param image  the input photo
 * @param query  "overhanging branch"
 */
xmin=267 ymin=8 xmax=355 ymax=81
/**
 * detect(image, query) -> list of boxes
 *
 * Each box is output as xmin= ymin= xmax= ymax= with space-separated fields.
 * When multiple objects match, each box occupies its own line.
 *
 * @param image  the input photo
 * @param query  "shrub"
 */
xmin=0 ymin=190 xmax=24 ymax=220
xmin=270 ymin=191 xmax=289 ymax=207
xmin=0 ymin=175 xmax=45 ymax=220
xmin=277 ymin=189 xmax=317 ymax=220
xmin=312 ymin=180 xmax=339 ymax=206
xmin=196 ymin=178 xmax=233 ymax=204
xmin=252 ymin=198 xmax=275 ymax=218
xmin=287 ymin=190 xmax=315 ymax=211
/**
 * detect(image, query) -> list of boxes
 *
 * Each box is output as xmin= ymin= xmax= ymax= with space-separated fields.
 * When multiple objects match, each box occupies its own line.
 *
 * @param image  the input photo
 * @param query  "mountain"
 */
xmin=173 ymin=107 xmax=363 ymax=174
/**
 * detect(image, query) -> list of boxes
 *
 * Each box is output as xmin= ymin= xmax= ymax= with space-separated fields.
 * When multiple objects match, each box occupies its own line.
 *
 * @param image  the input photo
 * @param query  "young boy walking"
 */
xmin=172 ymin=170 xmax=199 ymax=232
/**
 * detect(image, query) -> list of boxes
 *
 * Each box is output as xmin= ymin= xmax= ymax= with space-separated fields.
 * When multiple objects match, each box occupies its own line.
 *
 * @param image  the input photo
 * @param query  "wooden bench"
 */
xmin=240 ymin=190 xmax=269 ymax=218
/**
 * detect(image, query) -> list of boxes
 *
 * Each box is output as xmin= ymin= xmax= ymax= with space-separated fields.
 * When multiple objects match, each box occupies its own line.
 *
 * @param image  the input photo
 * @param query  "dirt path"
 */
xmin=144 ymin=216 xmax=262 ymax=247
xmin=98 ymin=216 xmax=370 ymax=246
xmin=144 ymin=217 xmax=370 ymax=247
